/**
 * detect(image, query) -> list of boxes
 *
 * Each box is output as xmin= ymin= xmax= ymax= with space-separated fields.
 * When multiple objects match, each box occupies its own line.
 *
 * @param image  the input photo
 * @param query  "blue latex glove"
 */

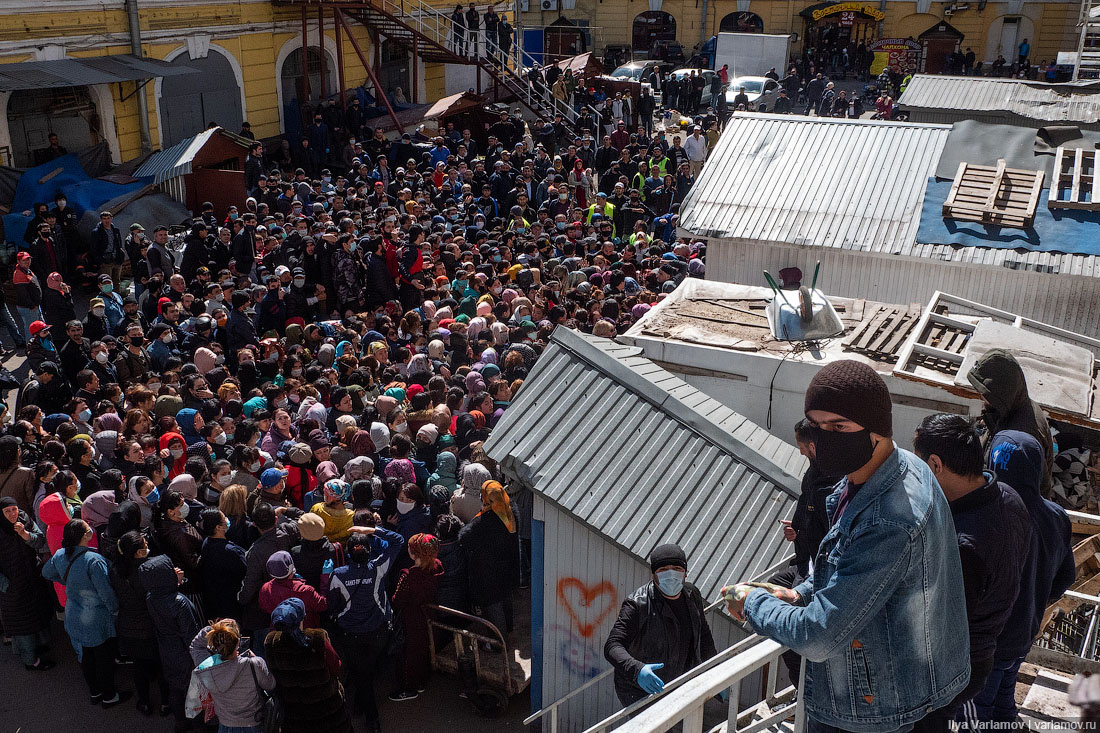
xmin=322 ymin=558 xmax=335 ymax=575
xmin=637 ymin=663 xmax=665 ymax=694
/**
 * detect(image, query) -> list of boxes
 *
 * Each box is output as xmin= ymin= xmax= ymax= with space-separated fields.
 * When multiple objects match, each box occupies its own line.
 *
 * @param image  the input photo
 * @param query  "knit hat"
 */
xmin=287 ymin=442 xmax=312 ymax=465
xmin=803 ymin=360 xmax=892 ymax=437
xmin=650 ymin=543 xmax=687 ymax=572
xmin=297 ymin=512 xmax=326 ymax=541
xmin=266 ymin=550 xmax=295 ymax=579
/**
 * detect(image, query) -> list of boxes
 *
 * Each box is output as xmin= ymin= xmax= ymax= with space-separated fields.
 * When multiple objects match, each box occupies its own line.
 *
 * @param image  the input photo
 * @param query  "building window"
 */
xmin=719 ymin=12 xmax=764 ymax=32
xmin=632 ymin=11 xmax=677 ymax=56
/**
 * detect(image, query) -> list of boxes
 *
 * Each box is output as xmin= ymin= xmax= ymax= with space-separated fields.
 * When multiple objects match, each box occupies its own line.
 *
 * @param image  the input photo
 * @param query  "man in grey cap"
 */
xmin=604 ymin=542 xmax=717 ymax=707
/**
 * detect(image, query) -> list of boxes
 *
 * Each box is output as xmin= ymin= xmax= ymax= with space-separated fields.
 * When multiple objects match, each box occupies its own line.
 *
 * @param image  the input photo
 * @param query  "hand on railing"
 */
xmin=637 ymin=663 xmax=666 ymax=695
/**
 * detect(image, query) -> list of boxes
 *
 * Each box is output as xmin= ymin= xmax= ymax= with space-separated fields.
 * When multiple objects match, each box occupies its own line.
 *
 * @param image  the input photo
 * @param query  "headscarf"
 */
xmin=127 ymin=476 xmax=154 ymax=527
xmin=481 ymin=364 xmax=501 ymax=380
xmin=632 ymin=303 xmax=652 ymax=320
xmin=194 ymin=347 xmax=217 ymax=375
xmin=469 ymin=410 xmax=487 ymax=430
xmin=464 ymin=371 xmax=486 ymax=395
xmin=324 ymin=478 xmax=351 ymax=500
xmin=0 ymin=496 xmax=25 ymax=535
xmin=270 ymin=597 xmax=309 ymax=646
xmin=154 ymin=394 xmax=184 ymax=420
xmin=408 ymin=353 xmax=432 ymax=376
xmin=159 ymin=431 xmax=187 ymax=477
xmin=96 ymin=412 xmax=123 ymax=433
xmin=374 ymin=396 xmax=398 ymax=418
xmin=317 ymin=343 xmax=336 ymax=368
xmin=94 ymin=429 xmax=119 ymax=459
xmin=467 ymin=317 xmax=486 ymax=342
xmin=80 ymin=490 xmax=118 ymax=529
xmin=383 ymin=387 xmax=406 ymax=404
xmin=175 ymin=408 xmax=202 ymax=445
xmin=480 ymin=348 xmax=498 ymax=365
xmin=384 ymin=458 xmax=415 ymax=485
xmin=169 ymin=473 xmax=198 ymax=501
xmin=427 ymin=340 xmax=445 ymax=359
xmin=462 ymin=462 xmax=492 ymax=492
xmin=490 ymin=322 xmax=509 ymax=346
xmin=351 ymin=429 xmax=377 ymax=455
xmin=315 ymin=461 xmax=339 ymax=486
xmin=335 ymin=414 xmax=358 ymax=436
xmin=417 ymin=423 xmax=439 ymax=444
xmin=408 ymin=533 xmax=439 ymax=562
xmin=369 ymin=422 xmax=390 ymax=450
xmin=479 ymin=480 xmax=516 ymax=533
xmin=343 ymin=456 xmax=374 ymax=482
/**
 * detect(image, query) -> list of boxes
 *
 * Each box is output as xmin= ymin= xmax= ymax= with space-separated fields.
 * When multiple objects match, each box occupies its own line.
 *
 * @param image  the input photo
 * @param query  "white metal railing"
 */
xmin=588 ymin=637 xmax=803 ymax=733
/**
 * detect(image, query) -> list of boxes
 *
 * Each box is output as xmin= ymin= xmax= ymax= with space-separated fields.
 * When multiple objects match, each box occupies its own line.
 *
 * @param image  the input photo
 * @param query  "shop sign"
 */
xmin=810 ymin=2 xmax=886 ymax=21
xmin=868 ymin=38 xmax=920 ymax=74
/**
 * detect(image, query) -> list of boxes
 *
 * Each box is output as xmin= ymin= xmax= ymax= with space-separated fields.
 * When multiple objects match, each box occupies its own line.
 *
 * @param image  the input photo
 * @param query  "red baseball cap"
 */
xmin=28 ymin=320 xmax=48 ymax=336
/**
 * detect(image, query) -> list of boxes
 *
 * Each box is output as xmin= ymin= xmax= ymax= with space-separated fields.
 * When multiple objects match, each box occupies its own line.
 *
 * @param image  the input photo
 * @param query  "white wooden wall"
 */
xmin=534 ymin=497 xmax=746 ymax=732
xmin=710 ymin=238 xmax=1100 ymax=340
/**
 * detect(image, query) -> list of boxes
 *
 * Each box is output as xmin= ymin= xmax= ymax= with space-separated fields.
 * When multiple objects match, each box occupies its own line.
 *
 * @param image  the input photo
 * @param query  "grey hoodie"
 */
xmin=186 ymin=625 xmax=275 ymax=727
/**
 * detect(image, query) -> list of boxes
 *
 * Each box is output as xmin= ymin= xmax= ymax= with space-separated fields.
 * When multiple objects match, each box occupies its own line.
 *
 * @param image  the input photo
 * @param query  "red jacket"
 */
xmin=259 ymin=576 xmax=328 ymax=630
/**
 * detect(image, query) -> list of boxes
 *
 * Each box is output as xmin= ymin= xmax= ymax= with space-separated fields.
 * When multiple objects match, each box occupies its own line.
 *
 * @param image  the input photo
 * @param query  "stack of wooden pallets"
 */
xmin=942 ymin=158 xmax=1045 ymax=228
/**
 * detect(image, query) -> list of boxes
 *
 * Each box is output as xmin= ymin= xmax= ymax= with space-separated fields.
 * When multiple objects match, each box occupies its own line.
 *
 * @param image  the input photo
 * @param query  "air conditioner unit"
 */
xmin=541 ymin=0 xmax=559 ymax=11
xmin=520 ymin=0 xmax=529 ymax=10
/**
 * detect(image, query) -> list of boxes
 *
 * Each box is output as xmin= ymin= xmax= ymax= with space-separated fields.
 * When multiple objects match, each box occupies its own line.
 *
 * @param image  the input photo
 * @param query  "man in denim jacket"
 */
xmin=729 ymin=360 xmax=970 ymax=732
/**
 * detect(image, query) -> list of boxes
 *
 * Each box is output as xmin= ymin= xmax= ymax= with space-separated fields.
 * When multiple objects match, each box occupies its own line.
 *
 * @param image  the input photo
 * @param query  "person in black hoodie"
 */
xmin=109 ymin=531 xmax=171 ymax=716
xmin=433 ymin=513 xmax=468 ymax=612
xmin=140 ymin=553 xmax=201 ymax=731
xmin=913 ymin=415 xmax=1033 ymax=732
xmin=198 ymin=508 xmax=247 ymax=622
xmin=970 ymin=430 xmax=1075 ymax=724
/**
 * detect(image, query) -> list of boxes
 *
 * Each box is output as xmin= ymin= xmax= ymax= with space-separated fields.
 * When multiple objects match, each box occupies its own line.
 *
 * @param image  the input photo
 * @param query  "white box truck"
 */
xmin=713 ymin=32 xmax=792 ymax=77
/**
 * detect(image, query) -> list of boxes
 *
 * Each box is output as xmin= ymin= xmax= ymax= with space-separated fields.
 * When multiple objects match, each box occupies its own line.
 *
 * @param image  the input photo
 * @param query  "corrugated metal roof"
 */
xmin=898 ymin=75 xmax=1100 ymax=124
xmin=132 ymin=127 xmax=257 ymax=185
xmin=484 ymin=327 xmax=805 ymax=600
xmin=0 ymin=54 xmax=197 ymax=92
xmin=679 ymin=113 xmax=950 ymax=252
xmin=680 ymin=113 xmax=1100 ymax=279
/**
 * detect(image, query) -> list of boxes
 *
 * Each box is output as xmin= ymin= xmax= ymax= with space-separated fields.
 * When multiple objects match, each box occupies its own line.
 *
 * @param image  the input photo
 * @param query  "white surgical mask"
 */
xmin=93 ymin=307 xmax=105 ymax=317
xmin=177 ymin=502 xmax=190 ymax=520
xmin=170 ymin=448 xmax=185 ymax=459
xmin=95 ymin=352 xmax=108 ymax=364
xmin=213 ymin=433 xmax=226 ymax=445
xmin=293 ymin=278 xmax=305 ymax=288
xmin=396 ymin=499 xmax=416 ymax=514
xmin=148 ymin=382 xmax=162 ymax=392
xmin=249 ymin=461 xmax=261 ymax=472
xmin=217 ymin=474 xmax=233 ymax=487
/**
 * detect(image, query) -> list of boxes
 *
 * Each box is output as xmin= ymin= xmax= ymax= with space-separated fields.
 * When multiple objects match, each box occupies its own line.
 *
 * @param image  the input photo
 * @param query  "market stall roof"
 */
xmin=554 ymin=51 xmax=602 ymax=77
xmin=422 ymin=91 xmax=484 ymax=121
xmin=483 ymin=327 xmax=803 ymax=602
xmin=0 ymin=54 xmax=197 ymax=92
xmin=134 ymin=127 xmax=251 ymax=185
xmin=898 ymin=75 xmax=1100 ymax=124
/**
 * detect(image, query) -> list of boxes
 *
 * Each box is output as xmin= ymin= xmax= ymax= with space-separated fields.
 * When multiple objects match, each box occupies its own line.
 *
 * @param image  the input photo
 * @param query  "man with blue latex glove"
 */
xmin=604 ymin=543 xmax=717 ymax=707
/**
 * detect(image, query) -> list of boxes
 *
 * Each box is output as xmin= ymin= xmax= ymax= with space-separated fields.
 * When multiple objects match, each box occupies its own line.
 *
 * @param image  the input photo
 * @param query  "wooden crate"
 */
xmin=942 ymin=158 xmax=1045 ymax=228
xmin=1049 ymin=146 xmax=1099 ymax=211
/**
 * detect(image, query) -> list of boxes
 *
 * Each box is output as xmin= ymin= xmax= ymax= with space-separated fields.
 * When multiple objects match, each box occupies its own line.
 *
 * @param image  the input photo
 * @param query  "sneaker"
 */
xmin=90 ymin=693 xmax=103 ymax=705
xmin=387 ymin=690 xmax=419 ymax=702
xmin=101 ymin=691 xmax=132 ymax=709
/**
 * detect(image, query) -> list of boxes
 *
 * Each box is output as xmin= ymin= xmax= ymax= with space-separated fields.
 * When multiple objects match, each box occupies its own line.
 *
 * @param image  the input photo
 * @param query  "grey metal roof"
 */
xmin=679 ymin=113 xmax=1100 ymax=279
xmin=679 ymin=113 xmax=950 ymax=253
xmin=0 ymin=54 xmax=197 ymax=92
xmin=898 ymin=75 xmax=1100 ymax=124
xmin=484 ymin=327 xmax=805 ymax=599
xmin=135 ymin=128 xmax=218 ymax=184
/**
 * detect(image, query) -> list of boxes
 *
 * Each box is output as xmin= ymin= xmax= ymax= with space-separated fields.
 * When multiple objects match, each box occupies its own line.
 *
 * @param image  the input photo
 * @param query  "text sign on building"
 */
xmin=869 ymin=38 xmax=921 ymax=75
xmin=811 ymin=2 xmax=886 ymax=21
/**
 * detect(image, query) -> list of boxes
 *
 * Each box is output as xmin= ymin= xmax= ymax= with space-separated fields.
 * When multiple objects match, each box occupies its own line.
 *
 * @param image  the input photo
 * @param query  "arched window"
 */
xmin=159 ymin=51 xmax=243 ymax=147
xmin=280 ymin=46 xmax=335 ymax=108
xmin=719 ymin=12 xmax=764 ymax=33
xmin=632 ymin=11 xmax=677 ymax=55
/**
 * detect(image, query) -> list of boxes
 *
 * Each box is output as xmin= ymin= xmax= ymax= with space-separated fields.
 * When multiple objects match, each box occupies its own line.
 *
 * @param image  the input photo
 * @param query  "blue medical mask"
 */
xmin=78 ymin=408 xmax=91 ymax=422
xmin=146 ymin=487 xmax=160 ymax=504
xmin=225 ymin=517 xmax=231 ymax=531
xmin=655 ymin=569 xmax=685 ymax=597
xmin=101 ymin=284 xmax=113 ymax=294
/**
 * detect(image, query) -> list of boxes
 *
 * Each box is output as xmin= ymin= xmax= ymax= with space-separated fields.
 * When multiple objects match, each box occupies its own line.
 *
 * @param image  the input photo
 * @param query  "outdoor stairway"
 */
xmin=1076 ymin=0 xmax=1100 ymax=79
xmin=277 ymin=0 xmax=577 ymax=127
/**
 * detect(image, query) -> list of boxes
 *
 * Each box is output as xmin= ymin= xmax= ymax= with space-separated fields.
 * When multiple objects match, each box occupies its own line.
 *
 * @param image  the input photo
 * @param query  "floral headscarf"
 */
xmin=479 ymin=480 xmax=515 ymax=533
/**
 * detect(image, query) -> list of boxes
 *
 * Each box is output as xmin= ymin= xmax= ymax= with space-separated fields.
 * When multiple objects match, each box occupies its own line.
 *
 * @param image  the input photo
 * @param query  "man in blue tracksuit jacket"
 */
xmin=327 ymin=527 xmax=405 ymax=732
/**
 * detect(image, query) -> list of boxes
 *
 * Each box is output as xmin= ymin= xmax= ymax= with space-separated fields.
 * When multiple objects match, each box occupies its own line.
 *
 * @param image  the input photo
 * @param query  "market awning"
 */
xmin=0 ymin=54 xmax=197 ymax=92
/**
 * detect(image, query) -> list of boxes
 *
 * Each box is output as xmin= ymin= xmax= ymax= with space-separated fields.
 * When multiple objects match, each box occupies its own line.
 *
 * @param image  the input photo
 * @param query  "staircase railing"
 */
xmin=364 ymin=0 xmax=578 ymax=123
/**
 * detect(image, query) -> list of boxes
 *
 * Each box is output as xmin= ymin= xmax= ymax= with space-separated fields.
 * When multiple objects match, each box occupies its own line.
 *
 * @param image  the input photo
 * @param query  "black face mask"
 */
xmin=809 ymin=426 xmax=876 ymax=478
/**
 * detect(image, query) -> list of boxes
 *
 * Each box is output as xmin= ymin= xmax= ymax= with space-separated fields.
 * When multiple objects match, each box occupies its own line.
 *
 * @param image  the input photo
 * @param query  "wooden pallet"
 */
xmin=842 ymin=304 xmax=921 ymax=362
xmin=1049 ymin=146 xmax=1099 ymax=211
xmin=943 ymin=158 xmax=1045 ymax=228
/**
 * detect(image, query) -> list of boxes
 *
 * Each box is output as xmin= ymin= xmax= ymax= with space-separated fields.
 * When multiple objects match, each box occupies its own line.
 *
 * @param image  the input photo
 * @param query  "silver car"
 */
xmin=725 ymin=76 xmax=781 ymax=111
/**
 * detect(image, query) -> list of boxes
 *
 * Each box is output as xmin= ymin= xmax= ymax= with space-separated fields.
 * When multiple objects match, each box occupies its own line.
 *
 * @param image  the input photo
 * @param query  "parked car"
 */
xmin=724 ymin=75 xmax=781 ymax=111
xmin=610 ymin=61 xmax=662 ymax=84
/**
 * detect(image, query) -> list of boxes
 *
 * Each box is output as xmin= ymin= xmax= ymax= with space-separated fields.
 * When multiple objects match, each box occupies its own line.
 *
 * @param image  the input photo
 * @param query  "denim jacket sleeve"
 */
xmin=745 ymin=517 xmax=913 ymax=663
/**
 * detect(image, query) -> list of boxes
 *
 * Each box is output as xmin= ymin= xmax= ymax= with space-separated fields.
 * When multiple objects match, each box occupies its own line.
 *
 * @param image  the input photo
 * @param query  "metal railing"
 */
xmin=366 ymin=0 xmax=578 ymax=122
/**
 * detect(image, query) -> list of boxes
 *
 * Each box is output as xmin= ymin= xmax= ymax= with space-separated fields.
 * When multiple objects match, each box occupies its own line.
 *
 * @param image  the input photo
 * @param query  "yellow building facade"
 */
xmin=520 ymin=0 xmax=1080 ymax=73
xmin=0 ymin=0 xmax=464 ymax=167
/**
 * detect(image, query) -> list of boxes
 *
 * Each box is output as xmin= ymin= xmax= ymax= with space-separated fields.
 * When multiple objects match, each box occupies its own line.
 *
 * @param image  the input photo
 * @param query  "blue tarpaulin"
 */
xmin=2 ymin=153 xmax=150 ymax=245
xmin=917 ymin=177 xmax=1100 ymax=256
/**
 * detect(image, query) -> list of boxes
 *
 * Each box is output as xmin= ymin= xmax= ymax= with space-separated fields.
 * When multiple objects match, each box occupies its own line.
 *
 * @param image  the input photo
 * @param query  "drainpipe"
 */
xmin=700 ymin=0 xmax=709 ymax=47
xmin=125 ymin=0 xmax=153 ymax=154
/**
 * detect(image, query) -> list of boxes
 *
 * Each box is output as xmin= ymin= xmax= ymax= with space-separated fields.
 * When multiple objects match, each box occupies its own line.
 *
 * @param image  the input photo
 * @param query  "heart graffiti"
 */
xmin=556 ymin=577 xmax=618 ymax=638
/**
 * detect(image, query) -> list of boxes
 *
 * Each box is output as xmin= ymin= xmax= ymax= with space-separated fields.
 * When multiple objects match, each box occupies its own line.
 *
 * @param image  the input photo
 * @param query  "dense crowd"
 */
xmin=0 ymin=104 xmax=707 ymax=733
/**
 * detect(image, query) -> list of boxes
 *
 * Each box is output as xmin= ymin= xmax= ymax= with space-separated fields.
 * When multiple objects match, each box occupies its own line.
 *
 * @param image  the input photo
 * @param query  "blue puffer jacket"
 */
xmin=746 ymin=447 xmax=970 ymax=732
xmin=988 ymin=431 xmax=1075 ymax=661
xmin=42 ymin=547 xmax=117 ymax=658
xmin=326 ymin=528 xmax=405 ymax=634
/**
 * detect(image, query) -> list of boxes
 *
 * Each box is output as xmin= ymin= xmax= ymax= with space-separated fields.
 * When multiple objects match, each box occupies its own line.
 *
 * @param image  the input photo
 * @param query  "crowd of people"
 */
xmin=0 ymin=91 xmax=708 ymax=733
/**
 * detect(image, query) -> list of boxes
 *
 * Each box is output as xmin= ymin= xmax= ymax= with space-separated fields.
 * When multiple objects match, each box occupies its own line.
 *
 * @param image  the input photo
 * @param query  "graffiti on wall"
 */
xmin=555 ymin=578 xmax=619 ymax=680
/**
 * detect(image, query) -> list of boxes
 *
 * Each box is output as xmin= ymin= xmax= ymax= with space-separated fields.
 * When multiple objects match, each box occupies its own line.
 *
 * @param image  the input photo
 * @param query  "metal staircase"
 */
xmin=1074 ymin=0 xmax=1100 ymax=80
xmin=284 ymin=0 xmax=577 ymax=126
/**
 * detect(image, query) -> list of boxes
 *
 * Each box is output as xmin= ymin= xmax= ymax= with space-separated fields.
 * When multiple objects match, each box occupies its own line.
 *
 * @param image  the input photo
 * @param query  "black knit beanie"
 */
xmin=804 ymin=360 xmax=893 ymax=437
xmin=650 ymin=543 xmax=687 ymax=572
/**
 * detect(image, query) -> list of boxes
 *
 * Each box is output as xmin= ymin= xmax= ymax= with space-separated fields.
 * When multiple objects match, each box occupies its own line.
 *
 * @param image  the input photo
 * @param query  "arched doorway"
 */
xmin=632 ymin=11 xmax=676 ymax=56
xmin=544 ymin=17 xmax=586 ymax=61
xmin=280 ymin=46 xmax=336 ymax=110
xmin=159 ymin=51 xmax=243 ymax=147
xmin=7 ymin=86 xmax=100 ymax=168
xmin=719 ymin=12 xmax=764 ymax=33
xmin=379 ymin=39 xmax=410 ymax=105
xmin=800 ymin=2 xmax=882 ymax=71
